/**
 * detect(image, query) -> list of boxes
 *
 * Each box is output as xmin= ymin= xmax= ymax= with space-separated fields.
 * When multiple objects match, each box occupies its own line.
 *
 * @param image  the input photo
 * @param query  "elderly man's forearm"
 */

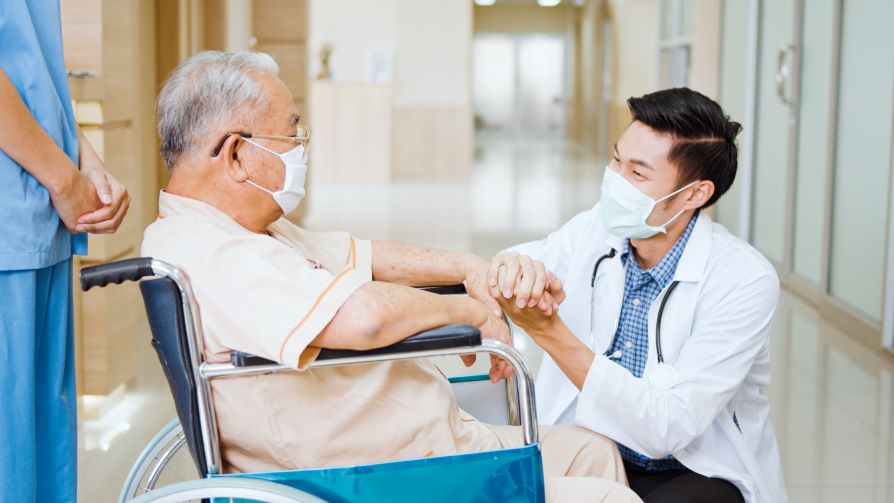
xmin=371 ymin=241 xmax=486 ymax=285
xmin=313 ymin=282 xmax=486 ymax=350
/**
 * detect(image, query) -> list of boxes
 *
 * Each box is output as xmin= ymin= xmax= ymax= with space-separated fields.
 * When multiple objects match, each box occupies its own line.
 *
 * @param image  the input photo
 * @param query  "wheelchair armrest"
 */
xmin=231 ymin=323 xmax=482 ymax=367
xmin=415 ymin=284 xmax=467 ymax=295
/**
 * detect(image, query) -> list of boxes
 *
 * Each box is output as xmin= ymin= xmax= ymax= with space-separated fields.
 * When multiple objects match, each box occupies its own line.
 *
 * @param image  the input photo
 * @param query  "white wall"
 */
xmin=394 ymin=0 xmax=471 ymax=107
xmin=225 ymin=0 xmax=252 ymax=52
xmin=308 ymin=0 xmax=397 ymax=83
xmin=308 ymin=0 xmax=473 ymax=181
xmin=308 ymin=0 xmax=469 ymax=108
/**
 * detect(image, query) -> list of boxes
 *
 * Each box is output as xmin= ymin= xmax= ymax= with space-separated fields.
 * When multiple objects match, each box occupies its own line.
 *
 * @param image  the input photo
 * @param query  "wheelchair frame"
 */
xmin=81 ymin=258 xmax=542 ymax=502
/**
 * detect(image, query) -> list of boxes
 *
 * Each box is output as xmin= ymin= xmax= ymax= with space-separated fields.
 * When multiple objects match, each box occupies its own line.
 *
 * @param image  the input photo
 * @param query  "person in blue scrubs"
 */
xmin=0 ymin=1 xmax=130 ymax=500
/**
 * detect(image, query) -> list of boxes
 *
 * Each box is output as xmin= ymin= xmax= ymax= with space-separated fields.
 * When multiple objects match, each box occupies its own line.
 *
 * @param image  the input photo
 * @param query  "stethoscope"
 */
xmin=589 ymin=249 xmax=680 ymax=390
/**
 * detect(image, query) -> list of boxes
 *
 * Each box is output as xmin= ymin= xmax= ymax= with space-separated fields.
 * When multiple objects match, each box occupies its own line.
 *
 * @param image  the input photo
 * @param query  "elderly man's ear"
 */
xmin=216 ymin=135 xmax=250 ymax=183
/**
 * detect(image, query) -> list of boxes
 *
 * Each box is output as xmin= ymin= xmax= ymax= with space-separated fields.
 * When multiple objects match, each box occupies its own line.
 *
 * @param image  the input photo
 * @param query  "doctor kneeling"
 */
xmin=490 ymin=88 xmax=787 ymax=503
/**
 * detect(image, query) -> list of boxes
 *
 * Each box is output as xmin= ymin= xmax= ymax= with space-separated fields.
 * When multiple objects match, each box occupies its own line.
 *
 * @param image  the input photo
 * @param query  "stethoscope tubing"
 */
xmin=591 ymin=249 xmax=679 ymax=365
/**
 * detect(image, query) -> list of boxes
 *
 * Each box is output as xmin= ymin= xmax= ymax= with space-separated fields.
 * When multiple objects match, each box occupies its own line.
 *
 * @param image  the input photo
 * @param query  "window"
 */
xmin=658 ymin=0 xmax=692 ymax=88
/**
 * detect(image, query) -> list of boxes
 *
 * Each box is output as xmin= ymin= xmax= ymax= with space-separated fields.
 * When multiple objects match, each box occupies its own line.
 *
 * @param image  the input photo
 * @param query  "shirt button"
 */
xmin=625 ymin=341 xmax=633 ymax=349
xmin=633 ymin=298 xmax=641 ymax=306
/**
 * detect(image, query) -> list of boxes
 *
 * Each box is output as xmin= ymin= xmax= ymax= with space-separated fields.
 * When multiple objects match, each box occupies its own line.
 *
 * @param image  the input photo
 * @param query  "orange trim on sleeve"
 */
xmin=278 ymin=237 xmax=360 ymax=364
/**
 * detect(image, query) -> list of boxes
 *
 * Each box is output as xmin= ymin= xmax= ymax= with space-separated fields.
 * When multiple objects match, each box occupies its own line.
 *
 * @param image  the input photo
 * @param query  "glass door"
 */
xmin=750 ymin=0 xmax=797 ymax=266
xmin=517 ymin=35 xmax=567 ymax=135
xmin=717 ymin=0 xmax=894 ymax=349
xmin=827 ymin=0 xmax=894 ymax=324
xmin=790 ymin=0 xmax=836 ymax=287
xmin=473 ymin=34 xmax=517 ymax=132
xmin=473 ymin=34 xmax=566 ymax=136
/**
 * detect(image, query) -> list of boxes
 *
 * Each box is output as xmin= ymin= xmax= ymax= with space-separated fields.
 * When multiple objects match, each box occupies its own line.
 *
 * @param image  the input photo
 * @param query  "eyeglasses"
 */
xmin=210 ymin=125 xmax=311 ymax=158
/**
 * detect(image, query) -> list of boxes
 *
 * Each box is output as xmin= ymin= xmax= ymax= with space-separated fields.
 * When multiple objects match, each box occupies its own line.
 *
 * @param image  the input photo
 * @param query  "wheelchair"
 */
xmin=80 ymin=257 xmax=545 ymax=502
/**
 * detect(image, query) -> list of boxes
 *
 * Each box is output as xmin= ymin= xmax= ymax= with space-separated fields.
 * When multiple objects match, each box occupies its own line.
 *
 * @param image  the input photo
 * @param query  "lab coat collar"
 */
xmin=600 ymin=210 xmax=712 ymax=284
xmin=672 ymin=212 xmax=712 ymax=283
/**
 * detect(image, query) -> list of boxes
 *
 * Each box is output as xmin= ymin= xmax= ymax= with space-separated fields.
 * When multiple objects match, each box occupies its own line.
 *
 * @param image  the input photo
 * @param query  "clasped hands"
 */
xmin=463 ymin=251 xmax=564 ymax=382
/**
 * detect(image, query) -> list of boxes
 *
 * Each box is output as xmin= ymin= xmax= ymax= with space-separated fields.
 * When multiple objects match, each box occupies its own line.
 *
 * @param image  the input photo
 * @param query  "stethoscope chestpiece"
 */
xmin=648 ymin=363 xmax=677 ymax=390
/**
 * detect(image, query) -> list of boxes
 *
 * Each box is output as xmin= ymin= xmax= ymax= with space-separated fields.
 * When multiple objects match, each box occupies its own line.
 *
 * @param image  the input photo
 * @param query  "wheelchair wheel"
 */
xmin=128 ymin=477 xmax=327 ymax=503
xmin=120 ymin=418 xmax=198 ymax=502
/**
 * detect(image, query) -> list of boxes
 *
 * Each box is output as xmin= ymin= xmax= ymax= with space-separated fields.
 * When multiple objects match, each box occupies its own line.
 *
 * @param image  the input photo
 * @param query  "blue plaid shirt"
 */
xmin=608 ymin=212 xmax=699 ymax=471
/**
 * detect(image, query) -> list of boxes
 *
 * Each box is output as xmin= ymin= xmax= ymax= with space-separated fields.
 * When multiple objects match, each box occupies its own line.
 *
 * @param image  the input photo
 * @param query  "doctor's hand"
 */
xmin=487 ymin=251 xmax=564 ymax=315
xmin=496 ymin=292 xmax=561 ymax=337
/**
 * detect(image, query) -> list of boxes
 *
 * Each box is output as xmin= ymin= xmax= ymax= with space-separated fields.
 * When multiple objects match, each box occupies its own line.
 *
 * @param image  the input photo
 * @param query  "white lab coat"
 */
xmin=511 ymin=204 xmax=788 ymax=503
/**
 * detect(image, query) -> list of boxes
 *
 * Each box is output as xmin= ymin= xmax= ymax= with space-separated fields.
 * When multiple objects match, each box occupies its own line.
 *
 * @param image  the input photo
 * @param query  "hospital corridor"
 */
xmin=2 ymin=0 xmax=894 ymax=502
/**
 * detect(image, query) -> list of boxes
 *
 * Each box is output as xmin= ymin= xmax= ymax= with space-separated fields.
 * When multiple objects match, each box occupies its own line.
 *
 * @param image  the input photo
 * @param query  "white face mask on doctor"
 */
xmin=599 ymin=167 xmax=698 ymax=240
xmin=242 ymin=139 xmax=308 ymax=216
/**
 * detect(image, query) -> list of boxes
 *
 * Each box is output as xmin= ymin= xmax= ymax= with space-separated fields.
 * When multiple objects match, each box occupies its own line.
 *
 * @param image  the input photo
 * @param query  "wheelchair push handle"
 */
xmin=80 ymin=257 xmax=156 ymax=291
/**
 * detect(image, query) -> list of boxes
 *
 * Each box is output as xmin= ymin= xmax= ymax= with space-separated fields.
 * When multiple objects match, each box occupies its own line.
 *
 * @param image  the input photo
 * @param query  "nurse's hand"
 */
xmin=75 ymin=164 xmax=131 ymax=234
xmin=487 ymin=251 xmax=564 ymax=314
xmin=49 ymin=169 xmax=103 ymax=232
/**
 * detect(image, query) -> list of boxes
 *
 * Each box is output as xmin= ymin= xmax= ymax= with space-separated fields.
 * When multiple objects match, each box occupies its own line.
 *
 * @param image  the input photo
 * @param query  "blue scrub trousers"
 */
xmin=0 ymin=259 xmax=76 ymax=502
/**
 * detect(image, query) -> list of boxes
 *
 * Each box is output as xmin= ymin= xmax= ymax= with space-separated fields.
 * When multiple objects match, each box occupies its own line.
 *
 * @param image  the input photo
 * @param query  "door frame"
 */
xmin=882 ymin=62 xmax=894 ymax=353
xmin=737 ymin=0 xmax=760 ymax=243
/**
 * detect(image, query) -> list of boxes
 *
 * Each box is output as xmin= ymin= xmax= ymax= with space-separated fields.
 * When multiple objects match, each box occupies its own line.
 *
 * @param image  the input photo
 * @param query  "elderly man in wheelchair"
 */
xmin=84 ymin=51 xmax=641 ymax=502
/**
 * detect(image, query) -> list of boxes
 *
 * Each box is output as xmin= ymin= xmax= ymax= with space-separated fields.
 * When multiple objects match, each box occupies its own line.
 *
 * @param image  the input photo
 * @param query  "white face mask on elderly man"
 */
xmin=242 ymin=139 xmax=308 ymax=216
xmin=598 ymin=167 xmax=698 ymax=240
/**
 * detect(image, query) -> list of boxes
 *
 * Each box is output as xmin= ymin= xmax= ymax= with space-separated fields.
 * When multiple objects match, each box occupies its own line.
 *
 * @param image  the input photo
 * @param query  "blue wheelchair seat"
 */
xmin=214 ymin=444 xmax=544 ymax=503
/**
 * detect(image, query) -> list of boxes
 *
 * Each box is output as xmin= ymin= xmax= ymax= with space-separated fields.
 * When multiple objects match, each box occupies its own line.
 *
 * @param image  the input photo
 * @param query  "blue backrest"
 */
xmin=139 ymin=277 xmax=209 ymax=476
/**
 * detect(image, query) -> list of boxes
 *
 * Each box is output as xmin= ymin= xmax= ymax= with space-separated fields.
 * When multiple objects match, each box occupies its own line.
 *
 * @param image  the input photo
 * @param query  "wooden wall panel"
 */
xmin=252 ymin=0 xmax=308 ymax=41
xmin=62 ymin=0 xmax=153 ymax=397
xmin=255 ymin=41 xmax=308 ymax=100
xmin=79 ymin=272 xmax=141 ymax=395
xmin=60 ymin=0 xmax=103 ymax=75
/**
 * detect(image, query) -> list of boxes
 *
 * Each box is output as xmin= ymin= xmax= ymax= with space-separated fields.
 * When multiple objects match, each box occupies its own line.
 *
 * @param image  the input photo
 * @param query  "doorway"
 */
xmin=473 ymin=33 xmax=568 ymax=137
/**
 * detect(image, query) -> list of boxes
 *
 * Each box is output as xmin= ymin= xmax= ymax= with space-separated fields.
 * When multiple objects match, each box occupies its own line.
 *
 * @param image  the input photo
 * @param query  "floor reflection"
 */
xmin=77 ymin=136 xmax=894 ymax=502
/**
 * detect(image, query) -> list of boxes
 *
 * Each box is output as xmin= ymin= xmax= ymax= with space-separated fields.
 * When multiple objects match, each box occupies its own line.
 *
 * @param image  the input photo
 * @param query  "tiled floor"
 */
xmin=77 ymin=136 xmax=894 ymax=501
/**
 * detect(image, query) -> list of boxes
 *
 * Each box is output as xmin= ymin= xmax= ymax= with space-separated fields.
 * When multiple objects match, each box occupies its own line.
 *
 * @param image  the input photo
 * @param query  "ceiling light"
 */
xmin=475 ymin=0 xmax=496 ymax=5
xmin=538 ymin=0 xmax=561 ymax=5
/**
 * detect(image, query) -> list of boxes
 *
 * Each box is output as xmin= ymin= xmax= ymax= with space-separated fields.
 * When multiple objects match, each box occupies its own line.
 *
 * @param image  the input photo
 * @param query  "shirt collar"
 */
xmin=157 ymin=190 xmax=266 ymax=235
xmin=620 ymin=212 xmax=700 ymax=289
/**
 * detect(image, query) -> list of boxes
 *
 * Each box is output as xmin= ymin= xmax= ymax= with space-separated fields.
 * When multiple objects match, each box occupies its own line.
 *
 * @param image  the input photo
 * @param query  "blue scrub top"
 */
xmin=0 ymin=0 xmax=87 ymax=271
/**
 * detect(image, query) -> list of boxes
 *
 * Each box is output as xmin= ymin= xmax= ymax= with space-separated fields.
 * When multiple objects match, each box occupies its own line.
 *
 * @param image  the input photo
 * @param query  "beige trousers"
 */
xmin=492 ymin=425 xmax=643 ymax=503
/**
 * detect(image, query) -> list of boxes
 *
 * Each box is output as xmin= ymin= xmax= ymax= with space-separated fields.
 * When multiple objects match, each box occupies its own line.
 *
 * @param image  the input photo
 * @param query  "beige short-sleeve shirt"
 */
xmin=141 ymin=192 xmax=504 ymax=473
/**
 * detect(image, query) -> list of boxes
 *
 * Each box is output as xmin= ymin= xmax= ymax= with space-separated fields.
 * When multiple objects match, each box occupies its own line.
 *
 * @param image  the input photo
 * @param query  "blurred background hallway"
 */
xmin=60 ymin=0 xmax=894 ymax=500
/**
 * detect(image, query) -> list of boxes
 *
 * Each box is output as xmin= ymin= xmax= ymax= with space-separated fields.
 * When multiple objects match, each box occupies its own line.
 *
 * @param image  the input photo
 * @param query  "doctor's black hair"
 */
xmin=627 ymin=88 xmax=742 ymax=208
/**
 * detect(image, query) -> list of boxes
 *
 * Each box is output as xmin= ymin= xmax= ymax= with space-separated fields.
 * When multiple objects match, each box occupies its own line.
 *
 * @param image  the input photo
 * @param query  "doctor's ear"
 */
xmin=685 ymin=180 xmax=715 ymax=210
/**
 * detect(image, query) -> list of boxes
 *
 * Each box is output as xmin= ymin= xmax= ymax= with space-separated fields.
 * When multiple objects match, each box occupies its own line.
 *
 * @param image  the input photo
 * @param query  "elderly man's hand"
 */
xmin=463 ymin=260 xmax=503 ymax=316
xmin=487 ymin=251 xmax=564 ymax=315
xmin=475 ymin=310 xmax=515 ymax=383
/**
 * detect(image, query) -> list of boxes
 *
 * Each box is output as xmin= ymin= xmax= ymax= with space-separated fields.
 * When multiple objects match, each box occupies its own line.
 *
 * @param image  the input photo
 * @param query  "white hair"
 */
xmin=157 ymin=51 xmax=279 ymax=170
